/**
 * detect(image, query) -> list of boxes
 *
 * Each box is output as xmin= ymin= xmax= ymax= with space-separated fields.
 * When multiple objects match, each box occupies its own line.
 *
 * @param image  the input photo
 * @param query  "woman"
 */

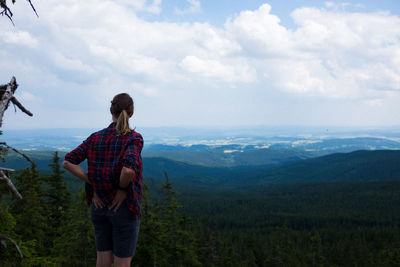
xmin=63 ymin=93 xmax=143 ymax=267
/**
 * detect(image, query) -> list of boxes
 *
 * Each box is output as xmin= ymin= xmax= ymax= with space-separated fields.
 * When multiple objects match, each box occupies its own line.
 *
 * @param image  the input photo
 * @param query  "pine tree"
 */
xmin=53 ymin=189 xmax=96 ymax=266
xmin=0 ymin=197 xmax=20 ymax=265
xmin=43 ymin=151 xmax=71 ymax=251
xmin=134 ymin=177 xmax=201 ymax=267
xmin=0 ymin=130 xmax=18 ymax=264
xmin=308 ymin=230 xmax=325 ymax=267
xmin=9 ymin=165 xmax=52 ymax=264
xmin=157 ymin=176 xmax=201 ymax=266
xmin=133 ymin=183 xmax=167 ymax=266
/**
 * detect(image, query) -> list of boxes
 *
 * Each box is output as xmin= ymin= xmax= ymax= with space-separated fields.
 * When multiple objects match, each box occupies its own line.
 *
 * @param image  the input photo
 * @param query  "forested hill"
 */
xmin=242 ymin=149 xmax=400 ymax=185
xmin=3 ymin=147 xmax=307 ymax=171
xmin=144 ymin=150 xmax=400 ymax=187
xmin=143 ymin=147 xmax=309 ymax=167
xmin=5 ymin=149 xmax=400 ymax=188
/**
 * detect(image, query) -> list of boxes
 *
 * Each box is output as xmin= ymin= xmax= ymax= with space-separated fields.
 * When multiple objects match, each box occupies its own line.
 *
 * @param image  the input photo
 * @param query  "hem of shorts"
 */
xmin=96 ymin=248 xmax=113 ymax=252
xmin=113 ymin=252 xmax=135 ymax=258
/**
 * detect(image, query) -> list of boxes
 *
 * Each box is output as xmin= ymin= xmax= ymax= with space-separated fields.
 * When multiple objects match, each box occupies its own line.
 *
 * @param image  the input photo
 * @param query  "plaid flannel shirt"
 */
xmin=65 ymin=122 xmax=143 ymax=216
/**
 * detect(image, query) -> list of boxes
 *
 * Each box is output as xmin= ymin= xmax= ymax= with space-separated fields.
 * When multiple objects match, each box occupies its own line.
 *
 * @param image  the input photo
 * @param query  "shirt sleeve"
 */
xmin=64 ymin=135 xmax=92 ymax=165
xmin=122 ymin=133 xmax=143 ymax=182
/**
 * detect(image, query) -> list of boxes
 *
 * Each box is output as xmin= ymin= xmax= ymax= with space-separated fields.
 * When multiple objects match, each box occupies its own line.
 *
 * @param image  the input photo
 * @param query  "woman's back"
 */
xmin=65 ymin=122 xmax=143 ymax=213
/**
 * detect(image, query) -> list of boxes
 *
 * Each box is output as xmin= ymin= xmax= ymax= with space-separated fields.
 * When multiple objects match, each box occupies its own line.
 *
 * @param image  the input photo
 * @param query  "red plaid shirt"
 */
xmin=65 ymin=122 xmax=143 ymax=216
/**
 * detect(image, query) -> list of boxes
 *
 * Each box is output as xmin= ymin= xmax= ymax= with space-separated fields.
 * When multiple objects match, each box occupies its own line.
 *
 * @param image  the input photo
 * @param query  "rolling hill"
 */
xmin=4 ymin=149 xmax=400 ymax=189
xmin=144 ymin=150 xmax=400 ymax=187
xmin=247 ymin=150 xmax=400 ymax=185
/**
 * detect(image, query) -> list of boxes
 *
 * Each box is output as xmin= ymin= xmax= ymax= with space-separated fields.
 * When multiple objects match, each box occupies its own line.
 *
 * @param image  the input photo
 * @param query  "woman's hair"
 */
xmin=110 ymin=93 xmax=134 ymax=136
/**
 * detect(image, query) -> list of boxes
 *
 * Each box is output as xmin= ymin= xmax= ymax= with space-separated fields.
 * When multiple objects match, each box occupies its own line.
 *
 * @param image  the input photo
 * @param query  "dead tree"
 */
xmin=0 ymin=76 xmax=33 ymax=259
xmin=0 ymin=0 xmax=38 ymax=25
xmin=0 ymin=76 xmax=33 ymax=127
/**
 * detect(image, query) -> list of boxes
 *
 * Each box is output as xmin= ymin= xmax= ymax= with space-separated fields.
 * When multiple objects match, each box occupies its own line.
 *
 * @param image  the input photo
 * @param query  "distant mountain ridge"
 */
xmin=4 ymin=149 xmax=400 ymax=188
xmin=243 ymin=150 xmax=400 ymax=185
xmin=144 ymin=150 xmax=400 ymax=187
xmin=3 ymin=126 xmax=400 ymax=155
xmin=3 ymin=147 xmax=306 ymax=170
xmin=143 ymin=147 xmax=309 ymax=167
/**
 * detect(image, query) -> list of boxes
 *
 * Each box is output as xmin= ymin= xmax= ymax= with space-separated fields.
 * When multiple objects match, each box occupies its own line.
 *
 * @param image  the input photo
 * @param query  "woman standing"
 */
xmin=63 ymin=93 xmax=143 ymax=267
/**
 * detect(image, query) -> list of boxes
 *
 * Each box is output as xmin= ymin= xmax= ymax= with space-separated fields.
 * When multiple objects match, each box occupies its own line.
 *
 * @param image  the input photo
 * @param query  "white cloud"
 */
xmin=0 ymin=30 xmax=38 ymax=48
xmin=17 ymin=91 xmax=42 ymax=103
xmin=2 ymin=1 xmax=400 ymax=127
xmin=364 ymin=99 xmax=383 ymax=107
xmin=325 ymin=2 xmax=350 ymax=10
xmin=132 ymin=83 xmax=160 ymax=97
xmin=175 ymin=0 xmax=201 ymax=15
xmin=223 ymin=4 xmax=400 ymax=98
xmin=181 ymin=55 xmax=256 ymax=83
xmin=49 ymin=50 xmax=94 ymax=73
xmin=225 ymin=4 xmax=292 ymax=57
xmin=115 ymin=0 xmax=162 ymax=14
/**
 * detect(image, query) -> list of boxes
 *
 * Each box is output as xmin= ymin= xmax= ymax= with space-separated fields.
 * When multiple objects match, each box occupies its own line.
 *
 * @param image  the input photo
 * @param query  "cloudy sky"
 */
xmin=1 ymin=0 xmax=400 ymax=129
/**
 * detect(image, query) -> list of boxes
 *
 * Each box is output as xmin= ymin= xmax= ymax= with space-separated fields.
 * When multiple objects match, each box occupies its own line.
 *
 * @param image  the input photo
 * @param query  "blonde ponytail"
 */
xmin=110 ymin=93 xmax=134 ymax=135
xmin=116 ymin=110 xmax=131 ymax=135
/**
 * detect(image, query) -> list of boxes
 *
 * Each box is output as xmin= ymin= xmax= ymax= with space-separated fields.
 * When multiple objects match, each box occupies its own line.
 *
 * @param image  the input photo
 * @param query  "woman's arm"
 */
xmin=119 ymin=167 xmax=135 ymax=188
xmin=62 ymin=160 xmax=90 ymax=184
xmin=108 ymin=167 xmax=135 ymax=212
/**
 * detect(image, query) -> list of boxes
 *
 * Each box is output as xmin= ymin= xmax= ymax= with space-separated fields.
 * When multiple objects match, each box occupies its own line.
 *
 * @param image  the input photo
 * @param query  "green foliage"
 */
xmin=0 ymin=203 xmax=20 ymax=264
xmin=42 ymin=152 xmax=71 ymax=249
xmin=52 ymin=189 xmax=96 ymax=266
xmin=137 ymin=150 xmax=400 ymax=188
xmin=178 ymin=180 xmax=400 ymax=266
xmin=4 ymin=149 xmax=400 ymax=190
xmin=10 ymin=165 xmax=48 ymax=257
xmin=2 ymin=151 xmax=202 ymax=266
xmin=0 ymin=130 xmax=20 ymax=265
xmin=134 ymin=183 xmax=165 ymax=265
xmin=155 ymin=180 xmax=200 ymax=266
xmin=3 ymin=148 xmax=400 ymax=265
xmin=134 ymin=180 xmax=201 ymax=267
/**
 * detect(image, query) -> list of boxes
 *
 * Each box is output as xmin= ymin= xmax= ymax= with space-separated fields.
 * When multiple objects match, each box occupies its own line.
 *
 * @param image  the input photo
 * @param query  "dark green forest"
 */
xmin=1 ymin=150 xmax=400 ymax=266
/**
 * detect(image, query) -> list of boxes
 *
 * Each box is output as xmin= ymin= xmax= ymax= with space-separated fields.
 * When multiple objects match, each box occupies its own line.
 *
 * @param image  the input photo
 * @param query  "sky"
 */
xmin=1 ymin=0 xmax=400 ymax=129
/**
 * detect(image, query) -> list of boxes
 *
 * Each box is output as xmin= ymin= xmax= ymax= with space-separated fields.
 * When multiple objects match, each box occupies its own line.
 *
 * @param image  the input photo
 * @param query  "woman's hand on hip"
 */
xmin=93 ymin=192 xmax=104 ymax=209
xmin=109 ymin=189 xmax=127 ymax=212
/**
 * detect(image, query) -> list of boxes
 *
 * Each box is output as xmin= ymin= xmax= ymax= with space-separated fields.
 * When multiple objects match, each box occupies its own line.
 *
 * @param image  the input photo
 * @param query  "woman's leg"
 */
xmin=92 ymin=206 xmax=114 ymax=267
xmin=110 ymin=201 xmax=140 ymax=263
xmin=114 ymin=255 xmax=133 ymax=267
xmin=96 ymin=251 xmax=113 ymax=267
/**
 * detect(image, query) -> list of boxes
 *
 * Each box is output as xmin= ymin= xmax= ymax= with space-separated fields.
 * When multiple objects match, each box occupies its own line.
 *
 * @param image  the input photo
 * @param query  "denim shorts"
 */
xmin=91 ymin=200 xmax=140 ymax=258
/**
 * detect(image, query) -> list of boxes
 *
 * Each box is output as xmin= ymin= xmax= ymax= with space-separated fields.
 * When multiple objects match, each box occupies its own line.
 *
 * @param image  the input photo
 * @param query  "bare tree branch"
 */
xmin=0 ymin=169 xmax=22 ymax=199
xmin=0 ymin=76 xmax=34 ymax=202
xmin=0 ymin=77 xmax=33 ymax=127
xmin=26 ymin=0 xmax=38 ymax=17
xmin=0 ymin=167 xmax=15 ymax=172
xmin=1 ymin=0 xmax=37 ymax=25
xmin=0 ymin=142 xmax=34 ymax=165
xmin=0 ymin=0 xmax=15 ymax=25
xmin=11 ymin=97 xmax=33 ymax=117
xmin=0 ymin=234 xmax=23 ymax=258
xmin=0 ymin=77 xmax=18 ymax=127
